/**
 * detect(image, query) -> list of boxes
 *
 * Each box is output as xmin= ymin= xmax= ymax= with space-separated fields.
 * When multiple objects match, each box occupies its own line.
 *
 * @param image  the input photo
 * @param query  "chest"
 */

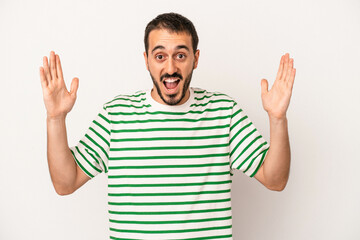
xmin=107 ymin=110 xmax=232 ymax=181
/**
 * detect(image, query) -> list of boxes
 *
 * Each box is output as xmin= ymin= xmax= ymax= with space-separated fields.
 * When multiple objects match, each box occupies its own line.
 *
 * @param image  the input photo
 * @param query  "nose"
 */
xmin=165 ymin=58 xmax=178 ymax=75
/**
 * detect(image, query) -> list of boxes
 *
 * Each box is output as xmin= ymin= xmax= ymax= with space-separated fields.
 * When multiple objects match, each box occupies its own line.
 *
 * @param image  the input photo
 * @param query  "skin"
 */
xmin=40 ymin=29 xmax=295 ymax=195
xmin=254 ymin=53 xmax=296 ymax=191
xmin=143 ymin=29 xmax=199 ymax=106
xmin=40 ymin=52 xmax=89 ymax=195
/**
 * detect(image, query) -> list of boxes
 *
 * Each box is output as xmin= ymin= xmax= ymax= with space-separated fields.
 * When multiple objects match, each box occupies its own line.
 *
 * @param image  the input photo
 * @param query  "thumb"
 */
xmin=261 ymin=78 xmax=268 ymax=95
xmin=70 ymin=77 xmax=79 ymax=97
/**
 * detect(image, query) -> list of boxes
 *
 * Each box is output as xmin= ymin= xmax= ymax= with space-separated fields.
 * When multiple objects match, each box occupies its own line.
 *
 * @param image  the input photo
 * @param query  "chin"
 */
xmin=150 ymin=71 xmax=192 ymax=106
xmin=162 ymin=92 xmax=183 ymax=105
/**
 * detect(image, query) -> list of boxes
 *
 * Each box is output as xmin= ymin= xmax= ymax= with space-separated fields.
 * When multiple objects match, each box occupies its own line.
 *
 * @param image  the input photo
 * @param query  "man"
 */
xmin=40 ymin=13 xmax=295 ymax=240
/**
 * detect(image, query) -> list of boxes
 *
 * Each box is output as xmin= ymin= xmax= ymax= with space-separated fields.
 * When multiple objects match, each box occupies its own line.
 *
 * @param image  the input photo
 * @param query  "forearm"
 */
xmin=262 ymin=116 xmax=290 ymax=190
xmin=47 ymin=117 xmax=77 ymax=195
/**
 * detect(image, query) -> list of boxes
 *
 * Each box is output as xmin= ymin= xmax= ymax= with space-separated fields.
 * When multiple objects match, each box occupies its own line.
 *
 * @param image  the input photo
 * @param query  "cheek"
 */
xmin=182 ymin=62 xmax=195 ymax=75
xmin=148 ymin=64 xmax=161 ymax=78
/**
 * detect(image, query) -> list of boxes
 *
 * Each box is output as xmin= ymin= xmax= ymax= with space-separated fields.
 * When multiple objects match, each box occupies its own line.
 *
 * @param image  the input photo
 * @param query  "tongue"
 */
xmin=165 ymin=80 xmax=179 ymax=89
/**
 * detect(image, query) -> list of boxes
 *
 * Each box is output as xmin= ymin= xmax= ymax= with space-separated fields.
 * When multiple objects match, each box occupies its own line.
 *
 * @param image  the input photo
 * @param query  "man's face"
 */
xmin=144 ymin=29 xmax=200 ymax=105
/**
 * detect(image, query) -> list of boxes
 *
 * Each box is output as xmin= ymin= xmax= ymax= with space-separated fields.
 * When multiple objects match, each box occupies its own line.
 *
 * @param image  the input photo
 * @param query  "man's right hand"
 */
xmin=40 ymin=51 xmax=89 ymax=195
xmin=40 ymin=51 xmax=79 ymax=119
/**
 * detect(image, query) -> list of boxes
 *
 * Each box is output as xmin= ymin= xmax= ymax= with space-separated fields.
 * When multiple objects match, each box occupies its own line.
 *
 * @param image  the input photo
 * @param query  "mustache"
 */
xmin=160 ymin=73 xmax=183 ymax=82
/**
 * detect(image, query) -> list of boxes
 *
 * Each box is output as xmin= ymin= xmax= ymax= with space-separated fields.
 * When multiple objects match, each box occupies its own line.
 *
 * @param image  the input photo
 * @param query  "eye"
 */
xmin=177 ymin=53 xmax=186 ymax=59
xmin=155 ymin=54 xmax=164 ymax=60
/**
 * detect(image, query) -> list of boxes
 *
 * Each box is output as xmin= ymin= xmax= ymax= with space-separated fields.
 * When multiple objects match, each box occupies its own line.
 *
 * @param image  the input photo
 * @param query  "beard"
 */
xmin=150 ymin=69 xmax=193 ymax=106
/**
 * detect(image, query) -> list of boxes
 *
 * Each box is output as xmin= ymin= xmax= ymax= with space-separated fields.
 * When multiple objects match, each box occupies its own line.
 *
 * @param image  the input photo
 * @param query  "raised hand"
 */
xmin=261 ymin=53 xmax=296 ymax=120
xmin=40 ymin=51 xmax=79 ymax=119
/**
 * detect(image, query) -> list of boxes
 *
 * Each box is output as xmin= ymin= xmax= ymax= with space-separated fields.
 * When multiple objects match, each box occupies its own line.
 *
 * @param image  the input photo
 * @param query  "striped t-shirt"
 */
xmin=70 ymin=87 xmax=269 ymax=240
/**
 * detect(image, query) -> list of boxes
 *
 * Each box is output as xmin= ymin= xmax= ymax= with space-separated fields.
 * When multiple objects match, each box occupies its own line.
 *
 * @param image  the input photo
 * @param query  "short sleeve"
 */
xmin=229 ymin=102 xmax=269 ymax=177
xmin=70 ymin=106 xmax=111 ymax=178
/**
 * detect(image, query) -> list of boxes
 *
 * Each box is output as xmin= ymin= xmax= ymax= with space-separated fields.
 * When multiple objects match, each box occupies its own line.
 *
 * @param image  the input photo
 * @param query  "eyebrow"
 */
xmin=151 ymin=45 xmax=190 ymax=54
xmin=175 ymin=45 xmax=190 ymax=52
xmin=151 ymin=45 xmax=165 ymax=53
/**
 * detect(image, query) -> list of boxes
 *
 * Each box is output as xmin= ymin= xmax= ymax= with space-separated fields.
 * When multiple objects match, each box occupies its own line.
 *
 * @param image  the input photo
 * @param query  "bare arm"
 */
xmin=255 ymin=53 xmax=296 ymax=191
xmin=40 ymin=51 xmax=90 ymax=195
xmin=255 ymin=117 xmax=290 ymax=191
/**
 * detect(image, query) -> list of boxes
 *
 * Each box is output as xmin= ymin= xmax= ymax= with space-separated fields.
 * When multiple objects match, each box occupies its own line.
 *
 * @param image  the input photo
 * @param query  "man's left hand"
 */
xmin=261 ymin=53 xmax=296 ymax=120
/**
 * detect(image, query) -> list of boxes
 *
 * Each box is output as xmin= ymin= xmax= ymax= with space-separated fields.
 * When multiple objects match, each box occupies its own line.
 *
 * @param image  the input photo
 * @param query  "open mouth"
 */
xmin=163 ymin=78 xmax=180 ymax=91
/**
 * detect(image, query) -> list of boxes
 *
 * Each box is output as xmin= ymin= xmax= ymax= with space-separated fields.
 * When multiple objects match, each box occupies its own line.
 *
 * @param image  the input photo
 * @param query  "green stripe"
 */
xmin=231 ymin=107 xmax=242 ymax=119
xmin=110 ymin=225 xmax=232 ymax=234
xmin=122 ymin=92 xmax=146 ymax=97
xmin=110 ymin=143 xmax=229 ymax=151
xmin=70 ymin=149 xmax=94 ymax=178
xmin=85 ymin=133 xmax=109 ymax=160
xmin=109 ymin=152 xmax=229 ymax=160
xmin=177 ymin=234 xmax=233 ymax=240
xmin=108 ymin=171 xmax=230 ymax=179
xmin=108 ymin=180 xmax=232 ymax=188
xmin=193 ymin=90 xmax=207 ymax=94
xmin=108 ymin=97 xmax=146 ymax=103
xmin=111 ymin=124 xmax=229 ymax=133
xmin=195 ymin=93 xmax=228 ymax=101
xmin=108 ymin=207 xmax=231 ymax=215
xmin=98 ymin=113 xmax=110 ymax=124
xmin=108 ymin=198 xmax=231 ymax=206
xmin=110 ymin=234 xmax=232 ymax=240
xmin=82 ymin=135 xmax=108 ymax=173
xmin=75 ymin=146 xmax=102 ymax=173
xmin=250 ymin=148 xmax=269 ymax=177
xmin=242 ymin=143 xmax=269 ymax=173
xmin=110 ymin=235 xmax=232 ymax=240
xmin=190 ymin=99 xmax=234 ymax=107
xmin=110 ymin=134 xmax=229 ymax=142
xmin=89 ymin=127 xmax=109 ymax=147
xmin=79 ymin=140 xmax=100 ymax=164
xmin=93 ymin=120 xmax=110 ymax=135
xmin=230 ymin=128 xmax=256 ymax=157
xmin=229 ymin=122 xmax=252 ymax=145
xmin=109 ymin=162 xmax=229 ymax=170
xmin=109 ymin=216 xmax=231 ymax=225
xmin=84 ymin=148 xmax=99 ymax=165
xmin=108 ymin=107 xmax=232 ymax=116
xmin=107 ymin=92 xmax=146 ymax=103
xmin=234 ymin=135 xmax=262 ymax=160
xmin=230 ymin=115 xmax=248 ymax=131
xmin=110 ymin=115 xmax=231 ymax=124
xmin=237 ymin=142 xmax=266 ymax=171
xmin=106 ymin=103 xmax=151 ymax=109
xmin=108 ymin=189 xmax=230 ymax=197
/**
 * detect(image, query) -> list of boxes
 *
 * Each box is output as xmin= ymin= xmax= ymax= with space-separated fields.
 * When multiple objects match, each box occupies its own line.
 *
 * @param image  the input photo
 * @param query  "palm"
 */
xmin=261 ymin=53 xmax=296 ymax=119
xmin=40 ymin=51 xmax=79 ymax=119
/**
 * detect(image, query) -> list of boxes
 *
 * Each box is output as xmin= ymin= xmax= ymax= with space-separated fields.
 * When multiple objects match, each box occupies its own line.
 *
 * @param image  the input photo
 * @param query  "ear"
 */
xmin=193 ymin=49 xmax=200 ymax=69
xmin=143 ymin=51 xmax=149 ymax=71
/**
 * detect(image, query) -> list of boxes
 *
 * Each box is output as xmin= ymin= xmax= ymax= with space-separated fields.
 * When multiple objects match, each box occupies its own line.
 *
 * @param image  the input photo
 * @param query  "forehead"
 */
xmin=148 ymin=29 xmax=193 ymax=52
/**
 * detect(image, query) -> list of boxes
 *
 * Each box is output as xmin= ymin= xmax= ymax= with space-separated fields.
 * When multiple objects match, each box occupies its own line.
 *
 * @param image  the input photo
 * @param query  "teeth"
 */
xmin=164 ymin=78 xmax=179 ymax=83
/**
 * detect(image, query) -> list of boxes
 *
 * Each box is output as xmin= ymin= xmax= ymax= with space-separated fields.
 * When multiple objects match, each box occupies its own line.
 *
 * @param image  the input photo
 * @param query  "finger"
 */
xmin=70 ymin=77 xmax=79 ymax=97
xmin=281 ymin=53 xmax=290 ymax=81
xmin=288 ymin=68 xmax=296 ymax=90
xmin=261 ymin=78 xmax=269 ymax=95
xmin=43 ymin=56 xmax=52 ymax=81
xmin=275 ymin=55 xmax=284 ymax=81
xmin=49 ymin=51 xmax=57 ymax=80
xmin=56 ymin=54 xmax=64 ymax=81
xmin=39 ymin=67 xmax=48 ymax=89
xmin=285 ymin=58 xmax=294 ymax=83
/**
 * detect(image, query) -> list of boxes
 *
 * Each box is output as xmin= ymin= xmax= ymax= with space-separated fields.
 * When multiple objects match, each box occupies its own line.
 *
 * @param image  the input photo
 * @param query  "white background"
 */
xmin=0 ymin=0 xmax=359 ymax=239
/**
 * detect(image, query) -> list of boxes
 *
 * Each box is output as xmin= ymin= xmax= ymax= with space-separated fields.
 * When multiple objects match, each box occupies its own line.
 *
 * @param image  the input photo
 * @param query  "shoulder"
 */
xmin=102 ymin=90 xmax=148 ymax=110
xmin=191 ymin=87 xmax=237 ymax=107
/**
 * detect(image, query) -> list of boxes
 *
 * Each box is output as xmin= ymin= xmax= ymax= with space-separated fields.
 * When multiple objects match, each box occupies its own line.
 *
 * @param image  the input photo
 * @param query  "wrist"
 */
xmin=47 ymin=114 xmax=67 ymax=122
xmin=268 ymin=115 xmax=287 ymax=124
